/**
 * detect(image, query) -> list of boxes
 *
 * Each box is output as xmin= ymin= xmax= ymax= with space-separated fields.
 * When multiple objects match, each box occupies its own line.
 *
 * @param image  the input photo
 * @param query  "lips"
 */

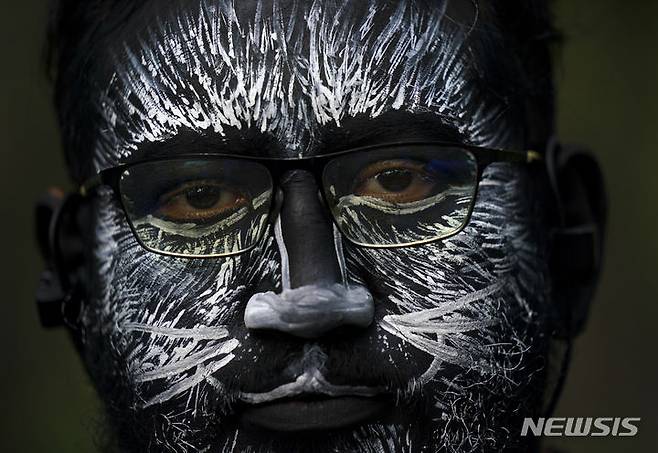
xmin=240 ymin=395 xmax=392 ymax=431
xmin=237 ymin=367 xmax=392 ymax=431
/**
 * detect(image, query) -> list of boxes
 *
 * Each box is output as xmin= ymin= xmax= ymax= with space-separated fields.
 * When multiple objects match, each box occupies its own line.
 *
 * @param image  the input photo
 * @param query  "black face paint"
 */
xmin=71 ymin=1 xmax=556 ymax=451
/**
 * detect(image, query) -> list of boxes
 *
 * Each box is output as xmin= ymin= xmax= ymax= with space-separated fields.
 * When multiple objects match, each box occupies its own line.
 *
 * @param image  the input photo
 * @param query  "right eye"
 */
xmin=352 ymin=159 xmax=437 ymax=203
xmin=155 ymin=180 xmax=248 ymax=223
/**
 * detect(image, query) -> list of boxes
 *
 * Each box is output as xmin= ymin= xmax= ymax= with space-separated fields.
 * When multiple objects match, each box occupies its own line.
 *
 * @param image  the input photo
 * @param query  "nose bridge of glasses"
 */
xmin=277 ymin=170 xmax=342 ymax=288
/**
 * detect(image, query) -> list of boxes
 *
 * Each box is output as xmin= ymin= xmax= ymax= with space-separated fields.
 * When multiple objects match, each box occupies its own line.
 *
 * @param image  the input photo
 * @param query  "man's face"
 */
xmin=77 ymin=0 xmax=556 ymax=451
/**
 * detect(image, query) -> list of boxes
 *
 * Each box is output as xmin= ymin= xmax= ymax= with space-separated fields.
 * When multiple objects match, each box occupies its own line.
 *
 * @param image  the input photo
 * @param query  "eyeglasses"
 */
xmin=80 ymin=142 xmax=541 ymax=258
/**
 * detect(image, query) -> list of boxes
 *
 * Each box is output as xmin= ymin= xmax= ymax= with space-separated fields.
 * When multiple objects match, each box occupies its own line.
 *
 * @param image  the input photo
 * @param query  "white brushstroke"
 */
xmin=333 ymin=223 xmax=349 ymax=286
xmin=135 ymin=338 xmax=239 ymax=383
xmin=122 ymin=322 xmax=230 ymax=341
xmin=274 ymin=214 xmax=290 ymax=290
xmin=143 ymin=353 xmax=236 ymax=407
xmin=239 ymin=367 xmax=383 ymax=404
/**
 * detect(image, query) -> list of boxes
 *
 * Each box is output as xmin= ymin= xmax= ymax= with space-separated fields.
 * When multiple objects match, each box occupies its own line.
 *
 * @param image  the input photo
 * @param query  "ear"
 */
xmin=548 ymin=143 xmax=607 ymax=338
xmin=34 ymin=188 xmax=88 ymax=329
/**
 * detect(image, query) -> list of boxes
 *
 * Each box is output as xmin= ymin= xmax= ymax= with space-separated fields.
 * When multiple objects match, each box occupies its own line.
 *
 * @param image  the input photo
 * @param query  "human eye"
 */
xmin=155 ymin=180 xmax=248 ymax=223
xmin=352 ymin=159 xmax=437 ymax=203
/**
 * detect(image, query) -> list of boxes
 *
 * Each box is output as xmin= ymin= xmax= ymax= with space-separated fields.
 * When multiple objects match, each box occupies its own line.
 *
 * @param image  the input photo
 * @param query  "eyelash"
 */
xmin=354 ymin=160 xmax=430 ymax=186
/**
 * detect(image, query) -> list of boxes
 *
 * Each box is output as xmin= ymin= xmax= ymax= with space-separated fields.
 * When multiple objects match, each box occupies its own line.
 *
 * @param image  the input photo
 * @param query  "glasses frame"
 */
xmin=80 ymin=141 xmax=541 ymax=258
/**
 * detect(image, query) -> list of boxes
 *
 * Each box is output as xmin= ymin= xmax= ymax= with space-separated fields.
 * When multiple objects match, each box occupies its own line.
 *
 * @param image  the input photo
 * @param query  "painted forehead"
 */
xmin=92 ymin=0 xmax=516 ymax=172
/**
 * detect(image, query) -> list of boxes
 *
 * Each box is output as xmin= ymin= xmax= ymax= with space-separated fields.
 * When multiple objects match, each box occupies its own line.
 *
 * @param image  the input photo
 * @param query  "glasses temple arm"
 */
xmin=526 ymin=150 xmax=543 ymax=163
xmin=78 ymin=174 xmax=103 ymax=197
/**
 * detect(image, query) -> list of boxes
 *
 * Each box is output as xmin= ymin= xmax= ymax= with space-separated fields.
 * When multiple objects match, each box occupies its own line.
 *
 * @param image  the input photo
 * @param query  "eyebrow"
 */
xmin=123 ymin=128 xmax=284 ymax=163
xmin=315 ymin=110 xmax=468 ymax=154
xmin=123 ymin=110 xmax=467 ymax=163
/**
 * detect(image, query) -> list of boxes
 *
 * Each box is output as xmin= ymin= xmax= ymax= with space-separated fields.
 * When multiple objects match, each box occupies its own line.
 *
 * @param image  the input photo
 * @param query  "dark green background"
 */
xmin=1 ymin=1 xmax=656 ymax=451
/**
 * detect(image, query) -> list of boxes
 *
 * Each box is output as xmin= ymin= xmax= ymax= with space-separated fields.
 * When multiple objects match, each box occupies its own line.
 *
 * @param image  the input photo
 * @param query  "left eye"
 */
xmin=353 ymin=159 xmax=436 ymax=203
xmin=154 ymin=180 xmax=247 ymax=223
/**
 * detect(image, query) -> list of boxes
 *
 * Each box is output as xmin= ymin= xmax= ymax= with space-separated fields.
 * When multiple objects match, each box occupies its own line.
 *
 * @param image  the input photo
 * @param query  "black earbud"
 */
xmin=34 ymin=190 xmax=86 ymax=329
xmin=545 ymin=139 xmax=607 ymax=338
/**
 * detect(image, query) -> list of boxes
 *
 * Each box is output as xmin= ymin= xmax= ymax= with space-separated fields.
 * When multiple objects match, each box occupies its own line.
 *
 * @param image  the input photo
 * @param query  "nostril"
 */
xmin=244 ymin=284 xmax=374 ymax=339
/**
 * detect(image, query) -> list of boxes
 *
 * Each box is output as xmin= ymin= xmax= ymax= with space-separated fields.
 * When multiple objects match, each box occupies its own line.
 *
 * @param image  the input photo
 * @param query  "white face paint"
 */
xmin=88 ymin=0 xmax=516 ymax=172
xmin=74 ymin=1 xmax=555 ymax=452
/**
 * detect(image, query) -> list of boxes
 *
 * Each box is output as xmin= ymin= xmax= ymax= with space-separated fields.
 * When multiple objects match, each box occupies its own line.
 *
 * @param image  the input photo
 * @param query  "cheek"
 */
xmin=344 ymin=167 xmax=552 ymax=372
xmin=88 ymin=195 xmax=240 ymax=327
xmin=82 ymin=194 xmax=281 ymax=403
xmin=347 ymin=165 xmax=549 ymax=303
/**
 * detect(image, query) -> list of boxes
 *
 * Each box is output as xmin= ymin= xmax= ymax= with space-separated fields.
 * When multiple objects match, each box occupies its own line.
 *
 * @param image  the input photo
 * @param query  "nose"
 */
xmin=277 ymin=170 xmax=342 ymax=287
xmin=244 ymin=170 xmax=374 ymax=338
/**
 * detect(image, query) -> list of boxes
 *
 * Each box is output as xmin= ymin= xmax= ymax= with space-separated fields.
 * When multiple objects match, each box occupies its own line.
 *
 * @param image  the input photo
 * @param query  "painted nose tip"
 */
xmin=244 ymin=284 xmax=374 ymax=338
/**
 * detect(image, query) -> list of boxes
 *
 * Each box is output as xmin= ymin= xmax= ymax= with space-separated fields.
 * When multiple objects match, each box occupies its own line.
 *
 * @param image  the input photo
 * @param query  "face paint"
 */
xmin=73 ymin=1 xmax=555 ymax=452
xmin=88 ymin=0 xmax=517 ymax=172
xmin=348 ymin=163 xmax=552 ymax=451
xmin=244 ymin=283 xmax=375 ymax=337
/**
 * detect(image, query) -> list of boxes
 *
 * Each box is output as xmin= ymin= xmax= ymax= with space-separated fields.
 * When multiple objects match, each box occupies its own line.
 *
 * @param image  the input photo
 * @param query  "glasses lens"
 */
xmin=119 ymin=158 xmax=273 ymax=257
xmin=323 ymin=145 xmax=477 ymax=247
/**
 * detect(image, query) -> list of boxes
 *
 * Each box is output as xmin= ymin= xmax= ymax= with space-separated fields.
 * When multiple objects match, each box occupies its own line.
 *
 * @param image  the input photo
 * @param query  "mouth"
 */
xmin=237 ymin=368 xmax=392 ymax=431
xmin=240 ymin=395 xmax=392 ymax=431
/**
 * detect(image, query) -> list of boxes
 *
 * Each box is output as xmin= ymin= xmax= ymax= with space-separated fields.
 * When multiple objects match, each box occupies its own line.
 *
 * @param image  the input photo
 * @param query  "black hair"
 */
xmin=46 ymin=0 xmax=559 ymax=182
xmin=46 ymin=0 xmax=141 ymax=181
xmin=493 ymin=1 xmax=560 ymax=149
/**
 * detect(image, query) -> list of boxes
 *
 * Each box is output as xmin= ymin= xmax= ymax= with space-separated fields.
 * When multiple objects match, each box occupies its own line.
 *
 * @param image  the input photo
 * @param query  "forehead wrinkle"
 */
xmin=93 ymin=0 xmax=513 ymax=172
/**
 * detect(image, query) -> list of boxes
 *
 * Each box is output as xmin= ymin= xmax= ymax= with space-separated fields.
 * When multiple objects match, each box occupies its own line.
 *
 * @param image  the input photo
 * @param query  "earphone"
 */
xmin=544 ymin=137 xmax=604 ymax=339
xmin=35 ymin=191 xmax=85 ymax=328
